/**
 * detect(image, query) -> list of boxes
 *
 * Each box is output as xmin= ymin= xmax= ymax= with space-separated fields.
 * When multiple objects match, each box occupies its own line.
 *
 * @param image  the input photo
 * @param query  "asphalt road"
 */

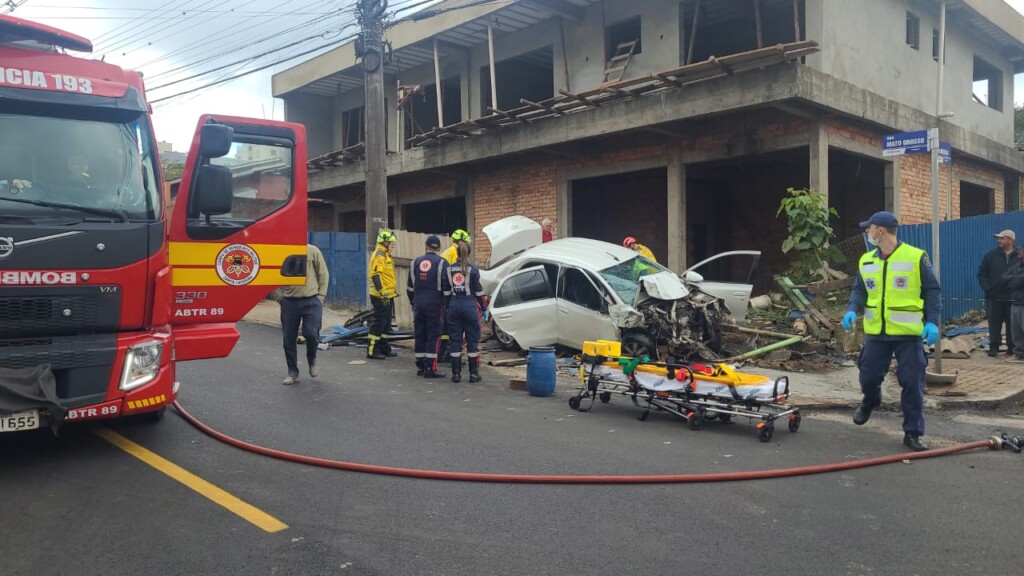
xmin=2 ymin=322 xmax=1023 ymax=576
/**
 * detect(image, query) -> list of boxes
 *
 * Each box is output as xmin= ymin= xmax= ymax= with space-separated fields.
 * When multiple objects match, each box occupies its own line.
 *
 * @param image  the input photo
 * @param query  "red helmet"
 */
xmin=622 ymin=236 xmax=637 ymax=248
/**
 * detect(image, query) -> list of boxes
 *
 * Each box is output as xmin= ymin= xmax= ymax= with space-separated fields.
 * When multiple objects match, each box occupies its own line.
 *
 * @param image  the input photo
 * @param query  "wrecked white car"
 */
xmin=480 ymin=216 xmax=759 ymax=360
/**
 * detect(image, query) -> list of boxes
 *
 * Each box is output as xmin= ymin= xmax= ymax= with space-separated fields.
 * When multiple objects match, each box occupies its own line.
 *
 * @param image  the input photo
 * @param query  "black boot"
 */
xmin=415 ymin=358 xmax=424 ymax=376
xmin=468 ymin=357 xmax=481 ymax=383
xmin=422 ymin=360 xmax=447 ymax=379
xmin=451 ymin=357 xmax=462 ymax=383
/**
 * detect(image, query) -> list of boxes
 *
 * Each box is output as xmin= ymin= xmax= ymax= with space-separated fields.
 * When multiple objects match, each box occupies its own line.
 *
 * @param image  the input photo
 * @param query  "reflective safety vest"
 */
xmin=858 ymin=243 xmax=925 ymax=336
xmin=368 ymin=245 xmax=397 ymax=298
xmin=442 ymin=243 xmax=459 ymax=265
xmin=634 ymin=244 xmax=656 ymax=263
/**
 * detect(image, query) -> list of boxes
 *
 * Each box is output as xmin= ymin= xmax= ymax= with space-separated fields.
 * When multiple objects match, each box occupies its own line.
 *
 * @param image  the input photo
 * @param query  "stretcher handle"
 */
xmin=772 ymin=376 xmax=790 ymax=398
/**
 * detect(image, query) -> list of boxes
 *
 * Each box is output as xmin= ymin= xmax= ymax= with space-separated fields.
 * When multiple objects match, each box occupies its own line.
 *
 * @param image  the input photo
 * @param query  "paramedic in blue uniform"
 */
xmin=443 ymin=243 xmax=487 ymax=383
xmin=841 ymin=211 xmax=941 ymax=452
xmin=407 ymin=235 xmax=447 ymax=379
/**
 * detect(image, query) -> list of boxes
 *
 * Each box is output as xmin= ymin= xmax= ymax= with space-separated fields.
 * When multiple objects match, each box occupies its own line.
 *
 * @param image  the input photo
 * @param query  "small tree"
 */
xmin=777 ymin=187 xmax=841 ymax=283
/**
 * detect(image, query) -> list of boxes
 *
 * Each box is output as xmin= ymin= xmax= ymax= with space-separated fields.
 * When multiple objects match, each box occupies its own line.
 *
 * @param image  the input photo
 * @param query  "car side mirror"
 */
xmin=199 ymin=124 xmax=233 ymax=158
xmin=684 ymin=270 xmax=704 ymax=283
xmin=195 ymin=164 xmax=233 ymax=215
xmin=600 ymin=301 xmax=610 ymax=315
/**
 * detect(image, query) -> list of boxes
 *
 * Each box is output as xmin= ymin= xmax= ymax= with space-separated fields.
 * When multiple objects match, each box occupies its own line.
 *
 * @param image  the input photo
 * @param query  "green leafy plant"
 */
xmin=777 ymin=187 xmax=841 ymax=283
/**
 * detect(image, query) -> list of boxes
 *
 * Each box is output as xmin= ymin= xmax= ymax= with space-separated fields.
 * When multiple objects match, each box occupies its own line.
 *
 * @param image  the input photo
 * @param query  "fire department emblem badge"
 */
xmin=893 ymin=276 xmax=908 ymax=289
xmin=452 ymin=272 xmax=466 ymax=286
xmin=419 ymin=259 xmax=433 ymax=272
xmin=215 ymin=244 xmax=260 ymax=286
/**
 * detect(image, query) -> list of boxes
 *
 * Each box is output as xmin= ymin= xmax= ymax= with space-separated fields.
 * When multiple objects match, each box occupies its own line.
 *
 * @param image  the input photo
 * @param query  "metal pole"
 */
xmin=931 ymin=0 xmax=946 ymax=372
xmin=487 ymin=21 xmax=498 ymax=109
xmin=359 ymin=0 xmax=388 ymax=255
xmin=433 ymin=38 xmax=444 ymax=128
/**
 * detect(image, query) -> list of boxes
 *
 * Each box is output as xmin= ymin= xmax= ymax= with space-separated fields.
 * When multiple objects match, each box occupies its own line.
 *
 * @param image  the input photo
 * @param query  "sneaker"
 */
xmin=282 ymin=375 xmax=299 ymax=385
xmin=903 ymin=433 xmax=929 ymax=452
xmin=297 ymin=335 xmax=306 ymax=344
xmin=309 ymin=363 xmax=318 ymax=377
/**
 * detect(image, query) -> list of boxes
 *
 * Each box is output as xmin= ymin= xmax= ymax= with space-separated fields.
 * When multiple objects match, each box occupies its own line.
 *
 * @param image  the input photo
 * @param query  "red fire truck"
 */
xmin=0 ymin=15 xmax=309 ymax=433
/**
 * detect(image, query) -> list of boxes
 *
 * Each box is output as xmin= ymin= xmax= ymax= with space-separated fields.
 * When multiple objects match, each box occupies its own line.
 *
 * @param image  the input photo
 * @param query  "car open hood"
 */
xmin=638 ymin=271 xmax=689 ymax=301
xmin=481 ymin=215 xmax=542 ymax=266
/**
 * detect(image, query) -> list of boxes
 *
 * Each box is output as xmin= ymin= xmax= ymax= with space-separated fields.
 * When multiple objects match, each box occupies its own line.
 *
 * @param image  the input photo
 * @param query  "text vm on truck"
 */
xmin=0 ymin=15 xmax=309 ymax=434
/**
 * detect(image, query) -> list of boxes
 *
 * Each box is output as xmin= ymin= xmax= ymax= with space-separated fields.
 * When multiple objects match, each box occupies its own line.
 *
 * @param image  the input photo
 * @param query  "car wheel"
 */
xmin=621 ymin=332 xmax=657 ymax=360
xmin=492 ymin=320 xmax=519 ymax=351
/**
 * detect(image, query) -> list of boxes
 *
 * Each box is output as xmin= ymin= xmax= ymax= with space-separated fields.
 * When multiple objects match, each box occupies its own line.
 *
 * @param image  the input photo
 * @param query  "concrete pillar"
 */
xmin=667 ymin=152 xmax=687 ymax=272
xmin=809 ymin=121 xmax=828 ymax=201
xmin=885 ymin=158 xmax=900 ymax=215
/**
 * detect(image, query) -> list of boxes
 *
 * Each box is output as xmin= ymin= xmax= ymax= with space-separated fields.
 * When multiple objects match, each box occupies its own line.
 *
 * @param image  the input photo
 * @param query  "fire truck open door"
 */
xmin=165 ymin=115 xmax=308 ymax=360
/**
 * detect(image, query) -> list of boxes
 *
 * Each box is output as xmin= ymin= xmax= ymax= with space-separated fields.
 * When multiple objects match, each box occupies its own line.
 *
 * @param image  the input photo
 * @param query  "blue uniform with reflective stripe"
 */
xmin=443 ymin=262 xmax=486 ymax=358
xmin=408 ymin=252 xmax=447 ymax=368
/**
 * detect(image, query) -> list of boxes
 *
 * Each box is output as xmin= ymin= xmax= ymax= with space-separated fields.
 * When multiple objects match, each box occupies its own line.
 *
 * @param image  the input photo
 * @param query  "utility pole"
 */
xmin=357 ymin=0 xmax=389 ymax=254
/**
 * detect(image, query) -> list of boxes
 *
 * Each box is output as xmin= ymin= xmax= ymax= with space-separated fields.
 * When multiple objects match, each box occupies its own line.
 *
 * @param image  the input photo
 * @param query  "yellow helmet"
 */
xmin=451 ymin=229 xmax=471 ymax=243
xmin=377 ymin=229 xmax=396 ymax=244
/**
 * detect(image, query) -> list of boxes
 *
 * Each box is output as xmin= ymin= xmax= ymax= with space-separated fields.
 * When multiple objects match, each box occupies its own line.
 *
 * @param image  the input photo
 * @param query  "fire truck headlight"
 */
xmin=119 ymin=340 xmax=164 ymax=392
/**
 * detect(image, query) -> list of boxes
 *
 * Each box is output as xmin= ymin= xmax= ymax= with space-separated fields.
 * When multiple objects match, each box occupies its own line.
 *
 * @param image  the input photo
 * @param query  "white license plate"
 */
xmin=0 ymin=410 xmax=40 ymax=433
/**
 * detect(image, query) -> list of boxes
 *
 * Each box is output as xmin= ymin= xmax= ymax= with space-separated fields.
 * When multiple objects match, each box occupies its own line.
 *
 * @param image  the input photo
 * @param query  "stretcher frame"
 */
xmin=566 ymin=352 xmax=802 ymax=442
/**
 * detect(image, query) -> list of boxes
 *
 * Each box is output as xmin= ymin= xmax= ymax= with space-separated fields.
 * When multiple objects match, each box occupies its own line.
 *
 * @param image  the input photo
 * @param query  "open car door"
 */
xmin=490 ymin=265 xmax=557 ymax=350
xmin=165 ymin=115 xmax=308 ymax=360
xmin=683 ymin=250 xmax=760 ymax=323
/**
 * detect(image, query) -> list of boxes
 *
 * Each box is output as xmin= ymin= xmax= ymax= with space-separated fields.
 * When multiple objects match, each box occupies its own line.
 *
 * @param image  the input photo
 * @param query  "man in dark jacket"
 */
xmin=978 ymin=229 xmax=1018 ymax=357
xmin=1001 ymin=248 xmax=1024 ymax=362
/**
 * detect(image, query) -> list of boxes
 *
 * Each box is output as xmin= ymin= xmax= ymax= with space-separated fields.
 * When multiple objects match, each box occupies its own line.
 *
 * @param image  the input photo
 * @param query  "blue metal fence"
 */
xmin=899 ymin=211 xmax=1024 ymax=321
xmin=309 ymin=232 xmax=367 ymax=307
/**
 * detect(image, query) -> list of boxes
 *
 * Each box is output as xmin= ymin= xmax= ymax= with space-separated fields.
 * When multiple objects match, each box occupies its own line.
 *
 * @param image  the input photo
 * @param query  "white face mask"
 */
xmin=866 ymin=230 xmax=880 ymax=246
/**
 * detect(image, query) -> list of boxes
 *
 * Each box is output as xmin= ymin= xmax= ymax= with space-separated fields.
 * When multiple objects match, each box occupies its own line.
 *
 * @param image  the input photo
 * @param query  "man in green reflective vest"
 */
xmin=841 ymin=211 xmax=941 ymax=452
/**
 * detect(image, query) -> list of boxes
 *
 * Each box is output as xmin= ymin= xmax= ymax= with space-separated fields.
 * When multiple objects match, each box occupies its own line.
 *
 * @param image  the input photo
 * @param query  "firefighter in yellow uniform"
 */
xmin=623 ymin=236 xmax=657 ymax=263
xmin=367 ymin=230 xmax=398 ymax=359
xmin=438 ymin=229 xmax=471 ymax=360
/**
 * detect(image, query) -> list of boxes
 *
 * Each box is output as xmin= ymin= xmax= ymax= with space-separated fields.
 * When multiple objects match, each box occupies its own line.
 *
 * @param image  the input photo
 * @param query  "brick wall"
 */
xmin=899 ymin=154 xmax=1006 ymax=223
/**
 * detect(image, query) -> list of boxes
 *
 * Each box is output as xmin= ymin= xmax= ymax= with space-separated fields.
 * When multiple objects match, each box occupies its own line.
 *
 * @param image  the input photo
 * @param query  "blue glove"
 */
xmin=482 ymin=309 xmax=490 ymax=322
xmin=922 ymin=322 xmax=939 ymax=346
xmin=841 ymin=311 xmax=856 ymax=331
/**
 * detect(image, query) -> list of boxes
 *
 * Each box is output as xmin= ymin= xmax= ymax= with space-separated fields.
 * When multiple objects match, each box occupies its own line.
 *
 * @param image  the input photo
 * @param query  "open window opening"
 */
xmin=480 ymin=46 xmax=554 ymax=112
xmin=906 ymin=11 xmax=920 ymax=50
xmin=972 ymin=56 xmax=1003 ymax=111
xmin=403 ymin=76 xmax=461 ymax=145
xmin=960 ymin=181 xmax=994 ymax=217
xmin=400 ymin=196 xmax=466 ymax=234
xmin=605 ymin=16 xmax=642 ymax=62
xmin=338 ymin=207 xmax=394 ymax=232
xmin=679 ymin=0 xmax=804 ymax=64
xmin=341 ymin=107 xmax=364 ymax=149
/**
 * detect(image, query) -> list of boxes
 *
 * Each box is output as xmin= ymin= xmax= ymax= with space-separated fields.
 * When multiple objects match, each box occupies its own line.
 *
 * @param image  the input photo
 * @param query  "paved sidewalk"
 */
xmin=241 ymin=301 xmax=1024 ymax=410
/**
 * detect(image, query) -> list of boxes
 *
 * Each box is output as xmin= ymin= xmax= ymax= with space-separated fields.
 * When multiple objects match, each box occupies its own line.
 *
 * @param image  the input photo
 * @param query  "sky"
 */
xmin=5 ymin=0 xmax=1024 ymax=152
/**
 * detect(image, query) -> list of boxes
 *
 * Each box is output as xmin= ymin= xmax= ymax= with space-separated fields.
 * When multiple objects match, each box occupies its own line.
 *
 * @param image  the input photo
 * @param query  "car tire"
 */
xmin=492 ymin=320 xmax=519 ymax=351
xmin=621 ymin=332 xmax=657 ymax=360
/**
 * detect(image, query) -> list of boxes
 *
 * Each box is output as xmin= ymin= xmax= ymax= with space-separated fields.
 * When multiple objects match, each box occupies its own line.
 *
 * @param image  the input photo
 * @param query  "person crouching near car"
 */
xmin=443 ymin=243 xmax=488 ymax=383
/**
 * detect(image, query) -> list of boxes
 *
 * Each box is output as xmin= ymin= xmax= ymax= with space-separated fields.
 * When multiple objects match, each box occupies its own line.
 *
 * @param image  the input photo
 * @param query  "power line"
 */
xmin=98 ymin=0 xmax=235 ymax=54
xmin=150 ymin=33 xmax=356 ymax=104
xmin=1 ymin=0 xmax=30 ymax=15
xmin=91 ymin=0 xmax=197 ymax=45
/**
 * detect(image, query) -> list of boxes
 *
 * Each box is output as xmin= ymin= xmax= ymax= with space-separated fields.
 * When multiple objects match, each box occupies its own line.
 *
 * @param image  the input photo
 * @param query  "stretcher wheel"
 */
xmin=688 ymin=411 xmax=703 ymax=430
xmin=637 ymin=410 xmax=650 ymax=421
xmin=599 ymin=392 xmax=612 ymax=403
xmin=788 ymin=414 xmax=801 ymax=433
xmin=758 ymin=423 xmax=774 ymax=443
xmin=568 ymin=396 xmax=582 ymax=410
xmin=719 ymin=413 xmax=732 ymax=423
xmin=704 ymin=412 xmax=719 ymax=421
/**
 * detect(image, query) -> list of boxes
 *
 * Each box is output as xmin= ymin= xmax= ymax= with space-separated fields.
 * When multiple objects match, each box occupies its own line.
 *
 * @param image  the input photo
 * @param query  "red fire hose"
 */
xmin=173 ymin=400 xmax=1001 ymax=484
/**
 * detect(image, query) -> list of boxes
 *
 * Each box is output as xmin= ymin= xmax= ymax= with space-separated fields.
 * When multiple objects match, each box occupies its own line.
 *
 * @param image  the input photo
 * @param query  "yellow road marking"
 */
xmin=95 ymin=428 xmax=288 ymax=533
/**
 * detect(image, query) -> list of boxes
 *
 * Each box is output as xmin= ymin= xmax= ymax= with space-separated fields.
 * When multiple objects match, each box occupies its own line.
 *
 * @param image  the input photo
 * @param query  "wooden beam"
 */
xmin=520 ymin=98 xmax=565 ymax=116
xmin=652 ymin=72 xmax=683 ymax=88
xmin=710 ymin=55 xmax=734 ymax=75
xmin=687 ymin=0 xmax=701 ymax=65
xmin=754 ymin=0 xmax=763 ymax=48
xmin=558 ymin=88 xmax=598 ymax=108
xmin=793 ymin=0 xmax=801 ymax=41
xmin=486 ymin=106 xmax=530 ymax=124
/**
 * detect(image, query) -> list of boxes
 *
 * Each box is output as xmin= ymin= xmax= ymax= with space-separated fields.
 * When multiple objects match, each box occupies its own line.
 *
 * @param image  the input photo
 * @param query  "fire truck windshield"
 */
xmin=0 ymin=112 xmax=161 ymax=222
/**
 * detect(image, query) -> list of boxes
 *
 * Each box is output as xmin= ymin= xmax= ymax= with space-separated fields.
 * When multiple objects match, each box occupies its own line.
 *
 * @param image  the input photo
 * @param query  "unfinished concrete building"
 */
xmin=274 ymin=0 xmax=1024 ymax=289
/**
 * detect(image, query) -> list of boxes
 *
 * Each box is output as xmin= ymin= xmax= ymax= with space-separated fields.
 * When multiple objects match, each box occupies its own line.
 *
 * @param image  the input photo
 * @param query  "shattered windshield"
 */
xmin=0 ymin=112 xmax=160 ymax=222
xmin=598 ymin=256 xmax=672 ymax=306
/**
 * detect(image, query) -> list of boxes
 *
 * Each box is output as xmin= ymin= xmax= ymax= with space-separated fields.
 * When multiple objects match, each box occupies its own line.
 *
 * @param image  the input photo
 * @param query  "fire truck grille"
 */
xmin=0 ymin=334 xmax=117 ymax=400
xmin=0 ymin=286 xmax=120 ymax=339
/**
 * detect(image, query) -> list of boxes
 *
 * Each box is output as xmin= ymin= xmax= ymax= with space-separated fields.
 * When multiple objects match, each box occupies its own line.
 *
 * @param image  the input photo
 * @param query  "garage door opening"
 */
xmin=402 ymin=197 xmax=467 ymax=235
xmin=828 ymin=151 xmax=886 ymax=241
xmin=961 ymin=181 xmax=994 ymax=217
xmin=571 ymin=168 xmax=668 ymax=260
xmin=687 ymin=148 xmax=808 ymax=292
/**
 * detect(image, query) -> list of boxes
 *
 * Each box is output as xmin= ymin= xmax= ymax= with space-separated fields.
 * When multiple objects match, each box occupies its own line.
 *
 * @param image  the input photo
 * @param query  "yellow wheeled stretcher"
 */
xmin=569 ymin=340 xmax=802 ymax=442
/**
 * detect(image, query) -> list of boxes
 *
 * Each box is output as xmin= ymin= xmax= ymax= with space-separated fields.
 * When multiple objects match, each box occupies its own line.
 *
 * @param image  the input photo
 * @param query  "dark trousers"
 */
xmin=1012 ymin=304 xmax=1024 ymax=358
xmin=857 ymin=339 xmax=926 ymax=437
xmin=369 ymin=296 xmax=393 ymax=356
xmin=447 ymin=304 xmax=480 ymax=357
xmin=413 ymin=299 xmax=443 ymax=369
xmin=986 ymin=299 xmax=1013 ymax=355
xmin=280 ymin=296 xmax=322 ymax=377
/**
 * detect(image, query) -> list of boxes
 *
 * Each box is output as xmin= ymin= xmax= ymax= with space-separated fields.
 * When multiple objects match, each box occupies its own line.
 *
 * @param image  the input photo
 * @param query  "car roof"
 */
xmin=515 ymin=238 xmax=640 ymax=270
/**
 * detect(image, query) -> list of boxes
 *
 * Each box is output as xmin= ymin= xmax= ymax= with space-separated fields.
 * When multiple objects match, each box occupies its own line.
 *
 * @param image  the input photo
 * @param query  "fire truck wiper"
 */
xmin=0 ymin=196 xmax=130 ymax=222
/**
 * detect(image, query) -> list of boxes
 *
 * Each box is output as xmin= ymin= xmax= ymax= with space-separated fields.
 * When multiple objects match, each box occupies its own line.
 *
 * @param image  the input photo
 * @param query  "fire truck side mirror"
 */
xmin=199 ymin=124 xmax=233 ymax=158
xmin=195 ymin=165 xmax=233 ymax=215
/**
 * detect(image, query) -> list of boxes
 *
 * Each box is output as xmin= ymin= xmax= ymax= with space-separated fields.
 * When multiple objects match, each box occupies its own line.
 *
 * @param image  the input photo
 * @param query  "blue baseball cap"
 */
xmin=859 ymin=211 xmax=899 ymax=228
xmin=425 ymin=235 xmax=441 ymax=248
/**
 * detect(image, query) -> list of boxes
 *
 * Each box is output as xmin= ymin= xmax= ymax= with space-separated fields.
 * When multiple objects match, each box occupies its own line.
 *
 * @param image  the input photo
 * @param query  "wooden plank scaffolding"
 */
xmin=305 ymin=40 xmax=819 ymax=172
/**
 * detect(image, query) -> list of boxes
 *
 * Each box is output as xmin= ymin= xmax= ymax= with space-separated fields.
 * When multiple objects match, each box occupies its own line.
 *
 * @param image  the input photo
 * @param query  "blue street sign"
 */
xmin=882 ymin=130 xmax=931 ymax=157
xmin=939 ymin=141 xmax=951 ymax=165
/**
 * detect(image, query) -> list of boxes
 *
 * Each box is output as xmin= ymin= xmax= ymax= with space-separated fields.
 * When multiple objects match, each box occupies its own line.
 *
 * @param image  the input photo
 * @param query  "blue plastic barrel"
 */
xmin=526 ymin=346 xmax=557 ymax=397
